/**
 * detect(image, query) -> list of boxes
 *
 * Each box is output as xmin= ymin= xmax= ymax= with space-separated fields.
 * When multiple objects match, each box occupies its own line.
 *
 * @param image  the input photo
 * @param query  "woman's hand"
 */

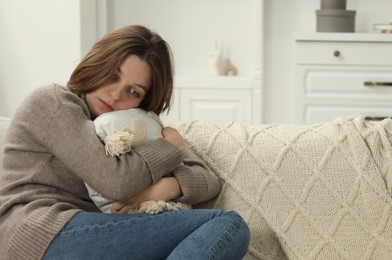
xmin=162 ymin=127 xmax=186 ymax=153
xmin=111 ymin=177 xmax=182 ymax=214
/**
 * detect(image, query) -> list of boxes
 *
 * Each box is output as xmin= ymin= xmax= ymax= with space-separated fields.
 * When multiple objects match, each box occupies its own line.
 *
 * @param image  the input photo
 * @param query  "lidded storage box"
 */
xmin=316 ymin=0 xmax=356 ymax=32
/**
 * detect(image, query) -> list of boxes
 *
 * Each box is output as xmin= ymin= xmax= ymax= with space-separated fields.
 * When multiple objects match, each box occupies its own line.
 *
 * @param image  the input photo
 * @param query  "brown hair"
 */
xmin=68 ymin=25 xmax=174 ymax=114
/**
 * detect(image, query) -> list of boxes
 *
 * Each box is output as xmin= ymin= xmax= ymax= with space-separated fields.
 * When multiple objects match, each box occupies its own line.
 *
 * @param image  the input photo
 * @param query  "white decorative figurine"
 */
xmin=208 ymin=40 xmax=238 ymax=76
xmin=208 ymin=40 xmax=223 ymax=76
xmin=85 ymin=108 xmax=191 ymax=214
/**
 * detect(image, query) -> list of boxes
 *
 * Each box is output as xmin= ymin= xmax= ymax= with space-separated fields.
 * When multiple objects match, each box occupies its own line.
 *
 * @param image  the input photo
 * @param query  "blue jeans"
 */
xmin=43 ymin=209 xmax=250 ymax=260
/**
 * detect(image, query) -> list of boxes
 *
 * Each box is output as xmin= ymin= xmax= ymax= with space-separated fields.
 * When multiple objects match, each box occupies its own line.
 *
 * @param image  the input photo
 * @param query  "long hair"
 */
xmin=68 ymin=25 xmax=174 ymax=114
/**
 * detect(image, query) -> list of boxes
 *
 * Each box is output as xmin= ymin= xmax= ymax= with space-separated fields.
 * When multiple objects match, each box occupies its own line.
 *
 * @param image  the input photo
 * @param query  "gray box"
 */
xmin=321 ymin=0 xmax=346 ymax=10
xmin=316 ymin=9 xmax=356 ymax=32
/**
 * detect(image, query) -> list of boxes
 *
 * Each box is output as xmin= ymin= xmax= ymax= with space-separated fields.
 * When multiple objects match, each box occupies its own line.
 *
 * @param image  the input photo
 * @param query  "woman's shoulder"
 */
xmin=28 ymin=83 xmax=76 ymax=104
xmin=21 ymin=83 xmax=89 ymax=115
xmin=23 ymin=83 xmax=66 ymax=105
xmin=12 ymin=84 xmax=90 ymax=125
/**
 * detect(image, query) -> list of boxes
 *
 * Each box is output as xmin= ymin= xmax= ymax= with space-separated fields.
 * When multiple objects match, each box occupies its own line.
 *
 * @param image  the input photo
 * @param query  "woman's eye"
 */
xmin=129 ymin=88 xmax=140 ymax=98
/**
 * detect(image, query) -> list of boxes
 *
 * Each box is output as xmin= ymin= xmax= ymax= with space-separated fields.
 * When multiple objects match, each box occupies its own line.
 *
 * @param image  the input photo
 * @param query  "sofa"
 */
xmin=2 ymin=115 xmax=392 ymax=259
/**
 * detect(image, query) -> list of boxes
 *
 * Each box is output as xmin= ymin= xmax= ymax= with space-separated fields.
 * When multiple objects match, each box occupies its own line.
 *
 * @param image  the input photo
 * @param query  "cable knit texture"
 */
xmin=177 ymin=115 xmax=392 ymax=260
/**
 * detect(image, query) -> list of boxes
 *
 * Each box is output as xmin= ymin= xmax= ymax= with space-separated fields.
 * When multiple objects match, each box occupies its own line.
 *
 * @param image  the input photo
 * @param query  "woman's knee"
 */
xmin=225 ymin=211 xmax=250 ymax=242
xmin=214 ymin=211 xmax=250 ymax=259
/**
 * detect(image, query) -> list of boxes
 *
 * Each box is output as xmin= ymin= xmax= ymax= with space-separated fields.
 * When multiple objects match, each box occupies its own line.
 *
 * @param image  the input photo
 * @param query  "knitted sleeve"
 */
xmin=172 ymin=149 xmax=221 ymax=204
xmin=19 ymin=85 xmax=183 ymax=201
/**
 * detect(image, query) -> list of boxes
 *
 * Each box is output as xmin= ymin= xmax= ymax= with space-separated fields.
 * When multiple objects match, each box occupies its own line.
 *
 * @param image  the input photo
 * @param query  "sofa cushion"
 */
xmin=177 ymin=115 xmax=392 ymax=260
xmin=0 ymin=117 xmax=11 ymax=175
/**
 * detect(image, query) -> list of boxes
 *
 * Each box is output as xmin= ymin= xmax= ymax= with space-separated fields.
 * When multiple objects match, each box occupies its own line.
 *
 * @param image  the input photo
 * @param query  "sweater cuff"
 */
xmin=172 ymin=165 xmax=207 ymax=203
xmin=134 ymin=138 xmax=183 ymax=182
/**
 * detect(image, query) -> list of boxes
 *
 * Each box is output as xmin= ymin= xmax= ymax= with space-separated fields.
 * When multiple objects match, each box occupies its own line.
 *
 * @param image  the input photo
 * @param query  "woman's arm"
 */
xmin=23 ymin=85 xmax=183 ymax=201
xmin=111 ymin=127 xmax=220 ymax=212
xmin=109 ymin=127 xmax=185 ymax=213
xmin=111 ymin=148 xmax=221 ymax=213
xmin=111 ymin=177 xmax=181 ymax=213
xmin=161 ymin=126 xmax=186 ymax=152
xmin=171 ymin=149 xmax=221 ymax=205
xmin=156 ymin=126 xmax=220 ymax=204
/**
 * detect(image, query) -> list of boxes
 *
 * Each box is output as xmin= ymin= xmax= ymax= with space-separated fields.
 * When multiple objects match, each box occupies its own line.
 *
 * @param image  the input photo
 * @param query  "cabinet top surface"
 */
xmin=294 ymin=33 xmax=392 ymax=42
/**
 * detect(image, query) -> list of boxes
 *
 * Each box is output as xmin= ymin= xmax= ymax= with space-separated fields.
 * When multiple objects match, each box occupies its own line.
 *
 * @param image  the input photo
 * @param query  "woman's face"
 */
xmin=86 ymin=55 xmax=152 ymax=118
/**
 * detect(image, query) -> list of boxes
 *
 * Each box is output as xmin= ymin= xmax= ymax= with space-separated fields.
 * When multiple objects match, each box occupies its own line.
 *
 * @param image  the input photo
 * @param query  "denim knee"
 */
xmin=229 ymin=211 xmax=250 ymax=247
xmin=215 ymin=211 xmax=250 ymax=259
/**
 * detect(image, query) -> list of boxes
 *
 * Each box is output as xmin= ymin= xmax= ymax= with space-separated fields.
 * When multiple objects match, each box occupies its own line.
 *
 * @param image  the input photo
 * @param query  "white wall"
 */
xmin=105 ymin=0 xmax=255 ymax=78
xmin=0 ymin=0 xmax=83 ymax=117
xmin=1 ymin=0 xmax=391 ymax=122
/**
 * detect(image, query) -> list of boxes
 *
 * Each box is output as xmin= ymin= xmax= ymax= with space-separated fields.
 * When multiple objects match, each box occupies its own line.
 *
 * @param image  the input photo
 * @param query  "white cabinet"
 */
xmin=160 ymin=77 xmax=260 ymax=124
xmin=294 ymin=33 xmax=392 ymax=124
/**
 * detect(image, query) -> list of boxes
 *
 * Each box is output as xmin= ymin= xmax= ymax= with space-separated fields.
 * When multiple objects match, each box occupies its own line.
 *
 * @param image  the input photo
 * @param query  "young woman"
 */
xmin=0 ymin=25 xmax=250 ymax=259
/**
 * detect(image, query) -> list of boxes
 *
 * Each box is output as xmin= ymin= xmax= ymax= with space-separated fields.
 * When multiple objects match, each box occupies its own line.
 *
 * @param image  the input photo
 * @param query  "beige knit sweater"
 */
xmin=0 ymin=84 xmax=220 ymax=260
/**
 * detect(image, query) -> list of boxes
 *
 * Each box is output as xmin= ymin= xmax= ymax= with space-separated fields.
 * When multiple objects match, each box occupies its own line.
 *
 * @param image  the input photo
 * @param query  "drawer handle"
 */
xmin=364 ymin=81 xmax=392 ymax=87
xmin=365 ymin=116 xmax=391 ymax=121
xmin=333 ymin=50 xmax=340 ymax=57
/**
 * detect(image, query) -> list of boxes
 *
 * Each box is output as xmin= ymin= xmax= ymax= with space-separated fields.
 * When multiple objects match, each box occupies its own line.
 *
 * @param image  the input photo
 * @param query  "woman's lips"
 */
xmin=100 ymin=99 xmax=113 ymax=111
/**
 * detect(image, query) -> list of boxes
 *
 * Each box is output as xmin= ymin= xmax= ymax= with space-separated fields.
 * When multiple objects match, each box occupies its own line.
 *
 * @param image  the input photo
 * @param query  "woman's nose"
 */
xmin=110 ymin=87 xmax=122 ymax=101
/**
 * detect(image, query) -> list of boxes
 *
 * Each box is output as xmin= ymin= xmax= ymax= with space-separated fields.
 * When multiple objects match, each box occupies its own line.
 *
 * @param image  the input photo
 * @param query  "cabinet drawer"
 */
xmin=179 ymin=89 xmax=252 ymax=123
xmin=295 ymin=41 xmax=392 ymax=66
xmin=302 ymin=104 xmax=392 ymax=124
xmin=297 ymin=66 xmax=392 ymax=96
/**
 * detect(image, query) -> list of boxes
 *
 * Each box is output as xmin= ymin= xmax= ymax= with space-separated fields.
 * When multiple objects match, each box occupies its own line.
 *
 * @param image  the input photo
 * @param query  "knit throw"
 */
xmin=177 ymin=115 xmax=392 ymax=260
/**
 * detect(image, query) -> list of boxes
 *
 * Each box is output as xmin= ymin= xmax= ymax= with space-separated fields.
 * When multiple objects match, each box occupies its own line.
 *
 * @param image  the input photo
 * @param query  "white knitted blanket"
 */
xmin=177 ymin=115 xmax=392 ymax=260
